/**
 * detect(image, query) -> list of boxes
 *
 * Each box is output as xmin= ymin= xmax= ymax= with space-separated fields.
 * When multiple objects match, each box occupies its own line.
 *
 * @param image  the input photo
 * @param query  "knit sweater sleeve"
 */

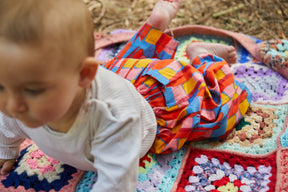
xmin=0 ymin=112 xmax=26 ymax=159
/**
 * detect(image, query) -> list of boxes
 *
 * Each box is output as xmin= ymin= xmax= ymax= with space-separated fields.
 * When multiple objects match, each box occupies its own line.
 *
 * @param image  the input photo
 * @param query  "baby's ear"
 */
xmin=78 ymin=57 xmax=99 ymax=88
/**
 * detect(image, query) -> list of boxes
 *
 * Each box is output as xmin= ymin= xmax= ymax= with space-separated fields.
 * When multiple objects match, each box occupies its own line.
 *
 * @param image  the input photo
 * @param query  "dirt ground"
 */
xmin=85 ymin=0 xmax=287 ymax=41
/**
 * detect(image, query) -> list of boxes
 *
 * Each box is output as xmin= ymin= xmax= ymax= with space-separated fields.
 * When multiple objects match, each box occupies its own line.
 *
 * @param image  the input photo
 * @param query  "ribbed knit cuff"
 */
xmin=0 ymin=146 xmax=20 ymax=159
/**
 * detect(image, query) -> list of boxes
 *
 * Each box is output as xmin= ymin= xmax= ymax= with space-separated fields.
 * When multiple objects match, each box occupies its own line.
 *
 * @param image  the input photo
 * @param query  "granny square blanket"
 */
xmin=0 ymin=26 xmax=287 ymax=192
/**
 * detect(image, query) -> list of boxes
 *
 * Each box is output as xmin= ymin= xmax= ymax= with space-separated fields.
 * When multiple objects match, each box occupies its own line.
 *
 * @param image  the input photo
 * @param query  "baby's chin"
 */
xmin=14 ymin=116 xmax=45 ymax=128
xmin=19 ymin=119 xmax=45 ymax=128
xmin=0 ymin=111 xmax=44 ymax=128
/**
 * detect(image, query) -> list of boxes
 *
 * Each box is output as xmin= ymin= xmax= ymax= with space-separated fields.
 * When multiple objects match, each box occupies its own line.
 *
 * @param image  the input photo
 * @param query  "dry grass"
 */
xmin=85 ymin=0 xmax=287 ymax=40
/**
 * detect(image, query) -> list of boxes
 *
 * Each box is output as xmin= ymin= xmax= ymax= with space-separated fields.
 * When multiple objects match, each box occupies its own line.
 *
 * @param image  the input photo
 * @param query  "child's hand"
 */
xmin=0 ymin=159 xmax=15 ymax=175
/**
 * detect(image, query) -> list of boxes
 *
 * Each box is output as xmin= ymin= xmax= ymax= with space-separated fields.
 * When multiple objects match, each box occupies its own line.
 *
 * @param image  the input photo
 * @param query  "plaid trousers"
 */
xmin=102 ymin=23 xmax=252 ymax=154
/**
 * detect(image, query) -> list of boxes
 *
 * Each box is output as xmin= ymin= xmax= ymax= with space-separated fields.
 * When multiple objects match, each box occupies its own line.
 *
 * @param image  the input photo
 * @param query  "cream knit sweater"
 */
xmin=0 ymin=66 xmax=157 ymax=192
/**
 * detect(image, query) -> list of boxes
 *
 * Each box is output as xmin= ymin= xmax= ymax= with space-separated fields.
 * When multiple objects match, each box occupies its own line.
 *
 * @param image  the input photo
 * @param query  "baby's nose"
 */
xmin=6 ymin=96 xmax=27 ymax=114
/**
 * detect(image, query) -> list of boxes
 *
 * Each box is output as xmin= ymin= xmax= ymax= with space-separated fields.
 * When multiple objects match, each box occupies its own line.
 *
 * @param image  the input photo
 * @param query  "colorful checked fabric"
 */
xmin=102 ymin=23 xmax=252 ymax=154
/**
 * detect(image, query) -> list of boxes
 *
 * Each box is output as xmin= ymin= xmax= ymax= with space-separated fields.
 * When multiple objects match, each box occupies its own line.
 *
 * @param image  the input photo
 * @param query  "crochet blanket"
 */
xmin=0 ymin=26 xmax=287 ymax=192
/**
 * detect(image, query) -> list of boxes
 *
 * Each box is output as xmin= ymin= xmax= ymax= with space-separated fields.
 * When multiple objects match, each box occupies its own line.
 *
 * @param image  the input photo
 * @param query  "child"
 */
xmin=0 ymin=0 xmax=251 ymax=191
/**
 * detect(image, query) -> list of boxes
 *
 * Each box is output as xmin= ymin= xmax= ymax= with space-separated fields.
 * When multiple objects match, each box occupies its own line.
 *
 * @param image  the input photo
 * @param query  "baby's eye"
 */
xmin=0 ymin=85 xmax=4 ymax=91
xmin=25 ymin=88 xmax=45 ymax=95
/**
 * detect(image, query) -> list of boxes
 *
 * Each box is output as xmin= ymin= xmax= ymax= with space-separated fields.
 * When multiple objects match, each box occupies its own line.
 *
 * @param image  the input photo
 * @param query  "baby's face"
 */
xmin=0 ymin=39 xmax=84 ymax=128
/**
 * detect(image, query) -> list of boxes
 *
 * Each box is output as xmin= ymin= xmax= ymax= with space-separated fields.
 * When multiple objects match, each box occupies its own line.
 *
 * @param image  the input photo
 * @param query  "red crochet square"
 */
xmin=176 ymin=148 xmax=276 ymax=192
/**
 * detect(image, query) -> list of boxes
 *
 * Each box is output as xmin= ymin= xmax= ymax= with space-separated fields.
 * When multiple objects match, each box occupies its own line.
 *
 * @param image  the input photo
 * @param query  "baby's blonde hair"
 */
xmin=0 ymin=0 xmax=95 ymax=57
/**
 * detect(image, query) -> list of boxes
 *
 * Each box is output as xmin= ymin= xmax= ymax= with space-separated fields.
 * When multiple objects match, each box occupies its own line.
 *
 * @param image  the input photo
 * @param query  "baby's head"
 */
xmin=0 ymin=0 xmax=95 ymax=59
xmin=0 ymin=0 xmax=98 ymax=130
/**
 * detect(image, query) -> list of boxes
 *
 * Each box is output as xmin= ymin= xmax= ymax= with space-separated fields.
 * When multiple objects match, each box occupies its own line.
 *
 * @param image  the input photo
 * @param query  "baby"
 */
xmin=0 ymin=0 xmax=251 ymax=191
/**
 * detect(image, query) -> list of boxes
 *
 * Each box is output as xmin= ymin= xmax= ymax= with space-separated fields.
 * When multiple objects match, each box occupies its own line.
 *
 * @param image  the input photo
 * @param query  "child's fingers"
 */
xmin=0 ymin=159 xmax=7 ymax=168
xmin=0 ymin=159 xmax=15 ymax=175
xmin=0 ymin=159 xmax=4 ymax=167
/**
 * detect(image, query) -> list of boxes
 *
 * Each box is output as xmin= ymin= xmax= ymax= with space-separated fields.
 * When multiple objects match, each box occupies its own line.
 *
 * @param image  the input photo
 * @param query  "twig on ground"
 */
xmin=212 ymin=3 xmax=245 ymax=18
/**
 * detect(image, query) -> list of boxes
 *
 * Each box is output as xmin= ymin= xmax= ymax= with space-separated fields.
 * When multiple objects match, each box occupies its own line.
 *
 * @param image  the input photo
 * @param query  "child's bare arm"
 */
xmin=0 ymin=159 xmax=16 ymax=175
